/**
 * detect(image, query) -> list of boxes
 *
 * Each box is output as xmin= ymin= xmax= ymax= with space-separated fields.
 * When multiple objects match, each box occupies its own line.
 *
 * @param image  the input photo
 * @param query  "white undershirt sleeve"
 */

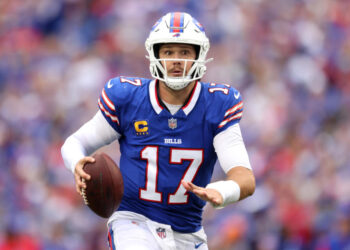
xmin=213 ymin=123 xmax=252 ymax=173
xmin=61 ymin=110 xmax=121 ymax=173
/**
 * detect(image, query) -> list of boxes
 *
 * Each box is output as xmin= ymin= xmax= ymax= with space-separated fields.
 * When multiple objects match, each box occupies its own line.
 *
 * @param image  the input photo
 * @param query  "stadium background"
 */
xmin=0 ymin=0 xmax=349 ymax=249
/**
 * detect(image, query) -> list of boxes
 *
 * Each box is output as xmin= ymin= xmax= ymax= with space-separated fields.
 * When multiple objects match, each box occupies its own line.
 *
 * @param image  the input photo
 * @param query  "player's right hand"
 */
xmin=74 ymin=157 xmax=94 ymax=195
xmin=181 ymin=180 xmax=224 ymax=206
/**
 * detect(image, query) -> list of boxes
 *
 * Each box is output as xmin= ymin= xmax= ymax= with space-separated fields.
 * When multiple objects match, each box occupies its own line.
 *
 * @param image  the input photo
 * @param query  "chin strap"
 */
xmin=164 ymin=75 xmax=192 ymax=90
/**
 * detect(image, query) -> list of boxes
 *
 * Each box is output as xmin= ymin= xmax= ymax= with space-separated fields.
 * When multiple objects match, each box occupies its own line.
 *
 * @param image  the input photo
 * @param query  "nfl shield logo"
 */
xmin=156 ymin=227 xmax=166 ymax=239
xmin=168 ymin=118 xmax=177 ymax=129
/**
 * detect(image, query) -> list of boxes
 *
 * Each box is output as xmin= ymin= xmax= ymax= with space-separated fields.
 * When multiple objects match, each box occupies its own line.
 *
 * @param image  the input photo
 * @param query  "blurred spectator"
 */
xmin=0 ymin=227 xmax=41 ymax=250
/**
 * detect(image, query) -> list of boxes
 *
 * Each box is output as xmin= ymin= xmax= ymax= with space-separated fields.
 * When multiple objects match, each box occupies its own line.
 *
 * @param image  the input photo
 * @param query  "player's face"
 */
xmin=158 ymin=44 xmax=196 ymax=78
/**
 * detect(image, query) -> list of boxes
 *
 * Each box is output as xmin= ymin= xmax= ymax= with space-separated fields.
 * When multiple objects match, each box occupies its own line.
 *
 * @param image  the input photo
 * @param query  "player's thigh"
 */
xmin=173 ymin=228 xmax=208 ymax=250
xmin=108 ymin=219 xmax=161 ymax=250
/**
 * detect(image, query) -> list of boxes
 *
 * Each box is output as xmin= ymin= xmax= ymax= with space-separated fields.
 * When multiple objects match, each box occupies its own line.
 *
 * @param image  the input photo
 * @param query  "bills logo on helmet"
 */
xmin=151 ymin=17 xmax=162 ymax=31
xmin=193 ymin=18 xmax=205 ymax=32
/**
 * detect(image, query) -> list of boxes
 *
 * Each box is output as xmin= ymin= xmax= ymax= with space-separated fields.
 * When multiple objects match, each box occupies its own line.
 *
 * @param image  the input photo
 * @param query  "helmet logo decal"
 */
xmin=151 ymin=17 xmax=162 ymax=31
xmin=172 ymin=33 xmax=181 ymax=37
xmin=170 ymin=12 xmax=184 ymax=33
xmin=192 ymin=18 xmax=205 ymax=32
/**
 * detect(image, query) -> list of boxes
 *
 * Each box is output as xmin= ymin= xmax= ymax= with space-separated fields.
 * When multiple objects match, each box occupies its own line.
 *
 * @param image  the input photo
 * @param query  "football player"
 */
xmin=61 ymin=12 xmax=255 ymax=250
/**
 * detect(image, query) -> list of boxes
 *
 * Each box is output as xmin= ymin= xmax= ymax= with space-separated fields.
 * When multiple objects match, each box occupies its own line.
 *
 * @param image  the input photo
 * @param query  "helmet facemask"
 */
xmin=147 ymin=44 xmax=207 ymax=90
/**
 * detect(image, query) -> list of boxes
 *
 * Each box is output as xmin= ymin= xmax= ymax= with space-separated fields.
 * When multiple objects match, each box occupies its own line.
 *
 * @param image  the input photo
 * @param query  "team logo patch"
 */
xmin=151 ymin=17 xmax=162 ymax=31
xmin=192 ymin=18 xmax=205 ymax=32
xmin=156 ymin=227 xmax=166 ymax=239
xmin=134 ymin=120 xmax=149 ymax=135
xmin=168 ymin=118 xmax=177 ymax=129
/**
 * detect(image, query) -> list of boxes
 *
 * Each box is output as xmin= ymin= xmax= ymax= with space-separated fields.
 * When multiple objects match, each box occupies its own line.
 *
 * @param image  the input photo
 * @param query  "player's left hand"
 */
xmin=181 ymin=180 xmax=223 ymax=206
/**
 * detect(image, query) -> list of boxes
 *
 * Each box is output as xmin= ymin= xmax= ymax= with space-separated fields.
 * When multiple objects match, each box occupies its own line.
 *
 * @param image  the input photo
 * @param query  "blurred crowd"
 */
xmin=1 ymin=0 xmax=350 ymax=249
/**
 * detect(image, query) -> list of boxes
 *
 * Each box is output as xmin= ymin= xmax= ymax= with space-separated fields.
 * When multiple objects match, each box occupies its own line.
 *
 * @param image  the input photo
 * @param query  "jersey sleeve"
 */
xmin=98 ymin=78 xmax=122 ymax=134
xmin=215 ymin=87 xmax=244 ymax=135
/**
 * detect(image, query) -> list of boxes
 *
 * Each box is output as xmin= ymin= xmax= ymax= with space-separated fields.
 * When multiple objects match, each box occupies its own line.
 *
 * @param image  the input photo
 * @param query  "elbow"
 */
xmin=241 ymin=170 xmax=256 ymax=199
xmin=61 ymin=137 xmax=70 ymax=159
xmin=247 ymin=173 xmax=256 ymax=197
xmin=61 ymin=139 xmax=66 ymax=156
xmin=227 ymin=166 xmax=256 ymax=199
xmin=60 ymin=138 xmax=70 ymax=168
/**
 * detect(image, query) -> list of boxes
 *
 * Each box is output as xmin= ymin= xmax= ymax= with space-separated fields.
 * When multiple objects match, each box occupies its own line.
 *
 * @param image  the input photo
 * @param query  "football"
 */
xmin=81 ymin=153 xmax=123 ymax=218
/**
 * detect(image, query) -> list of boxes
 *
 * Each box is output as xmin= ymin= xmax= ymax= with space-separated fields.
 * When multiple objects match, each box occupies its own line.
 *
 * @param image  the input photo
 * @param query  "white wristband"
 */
xmin=206 ymin=180 xmax=241 ymax=209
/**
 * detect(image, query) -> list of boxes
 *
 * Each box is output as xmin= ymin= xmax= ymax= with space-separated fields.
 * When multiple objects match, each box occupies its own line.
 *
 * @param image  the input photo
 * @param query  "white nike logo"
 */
xmin=234 ymin=91 xmax=240 ymax=99
xmin=107 ymin=80 xmax=114 ymax=88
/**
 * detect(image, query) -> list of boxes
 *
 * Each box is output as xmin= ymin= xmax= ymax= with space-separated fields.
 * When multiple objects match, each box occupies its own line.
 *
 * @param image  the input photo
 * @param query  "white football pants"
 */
xmin=107 ymin=211 xmax=208 ymax=250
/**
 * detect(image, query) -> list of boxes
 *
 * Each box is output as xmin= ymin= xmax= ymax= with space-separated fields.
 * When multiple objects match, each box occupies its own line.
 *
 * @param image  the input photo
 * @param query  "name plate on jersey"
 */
xmin=164 ymin=138 xmax=182 ymax=144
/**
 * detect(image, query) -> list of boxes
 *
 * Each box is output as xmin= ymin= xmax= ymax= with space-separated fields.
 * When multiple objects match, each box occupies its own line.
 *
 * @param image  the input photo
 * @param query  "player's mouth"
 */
xmin=169 ymin=69 xmax=184 ymax=77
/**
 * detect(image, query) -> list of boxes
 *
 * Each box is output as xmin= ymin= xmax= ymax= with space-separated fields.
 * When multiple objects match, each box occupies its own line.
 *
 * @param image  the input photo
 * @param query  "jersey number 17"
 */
xmin=139 ymin=146 xmax=203 ymax=205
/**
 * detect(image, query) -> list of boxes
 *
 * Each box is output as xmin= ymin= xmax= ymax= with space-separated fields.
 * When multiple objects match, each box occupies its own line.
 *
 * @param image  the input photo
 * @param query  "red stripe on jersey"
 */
xmin=182 ymin=81 xmax=198 ymax=110
xmin=154 ymin=80 xmax=163 ymax=110
xmin=224 ymin=101 xmax=243 ymax=118
xmin=98 ymin=99 xmax=120 ymax=125
xmin=102 ymin=89 xmax=116 ymax=111
xmin=108 ymin=229 xmax=115 ymax=250
xmin=218 ymin=112 xmax=243 ymax=128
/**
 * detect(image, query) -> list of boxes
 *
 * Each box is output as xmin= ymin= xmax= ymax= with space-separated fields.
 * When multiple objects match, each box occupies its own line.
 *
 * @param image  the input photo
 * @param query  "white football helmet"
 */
xmin=145 ymin=12 xmax=212 ymax=90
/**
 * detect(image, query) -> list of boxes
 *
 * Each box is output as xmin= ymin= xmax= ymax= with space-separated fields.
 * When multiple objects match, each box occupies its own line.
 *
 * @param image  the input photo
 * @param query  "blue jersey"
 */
xmin=98 ymin=77 xmax=243 ymax=233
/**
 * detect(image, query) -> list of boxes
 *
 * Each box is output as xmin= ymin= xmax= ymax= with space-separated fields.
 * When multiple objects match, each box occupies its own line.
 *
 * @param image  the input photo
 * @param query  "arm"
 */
xmin=61 ymin=110 xmax=120 ymax=193
xmin=226 ymin=166 xmax=255 ymax=201
xmin=182 ymin=124 xmax=255 ymax=207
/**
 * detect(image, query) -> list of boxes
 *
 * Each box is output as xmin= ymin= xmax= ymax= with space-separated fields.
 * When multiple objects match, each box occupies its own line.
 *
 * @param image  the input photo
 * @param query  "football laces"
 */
xmin=81 ymin=179 xmax=89 ymax=205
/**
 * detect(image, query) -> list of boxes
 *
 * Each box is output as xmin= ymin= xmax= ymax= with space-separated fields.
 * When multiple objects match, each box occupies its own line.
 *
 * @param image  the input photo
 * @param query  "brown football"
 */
xmin=82 ymin=153 xmax=123 ymax=218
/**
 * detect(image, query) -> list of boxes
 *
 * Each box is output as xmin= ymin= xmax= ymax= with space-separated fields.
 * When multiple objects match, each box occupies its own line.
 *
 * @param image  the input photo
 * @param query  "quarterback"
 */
xmin=61 ymin=12 xmax=255 ymax=250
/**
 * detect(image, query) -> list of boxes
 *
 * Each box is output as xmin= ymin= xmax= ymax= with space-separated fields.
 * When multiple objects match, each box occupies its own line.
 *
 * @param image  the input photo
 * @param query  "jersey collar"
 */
xmin=149 ymin=80 xmax=202 ymax=116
